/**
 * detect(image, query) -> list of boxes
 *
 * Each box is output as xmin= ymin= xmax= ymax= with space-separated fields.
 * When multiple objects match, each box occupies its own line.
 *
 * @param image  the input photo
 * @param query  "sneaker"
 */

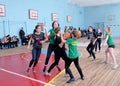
xmin=45 ymin=71 xmax=51 ymax=76
xmin=64 ymin=73 xmax=69 ymax=77
xmin=43 ymin=66 xmax=46 ymax=72
xmin=26 ymin=68 xmax=30 ymax=72
xmin=81 ymin=76 xmax=85 ymax=80
xmin=92 ymin=59 xmax=96 ymax=62
xmin=88 ymin=55 xmax=92 ymax=58
xmin=112 ymin=64 xmax=119 ymax=69
xmin=32 ymin=68 xmax=35 ymax=72
xmin=66 ymin=78 xmax=75 ymax=83
xmin=103 ymin=61 xmax=108 ymax=64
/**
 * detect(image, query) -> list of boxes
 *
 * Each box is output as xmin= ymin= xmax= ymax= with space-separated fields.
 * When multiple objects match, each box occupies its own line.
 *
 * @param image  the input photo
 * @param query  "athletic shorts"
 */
xmin=108 ymin=45 xmax=115 ymax=48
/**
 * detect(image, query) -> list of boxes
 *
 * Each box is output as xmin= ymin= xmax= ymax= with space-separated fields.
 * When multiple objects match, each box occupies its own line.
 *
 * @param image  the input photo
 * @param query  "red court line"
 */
xmin=0 ymin=52 xmax=65 ymax=86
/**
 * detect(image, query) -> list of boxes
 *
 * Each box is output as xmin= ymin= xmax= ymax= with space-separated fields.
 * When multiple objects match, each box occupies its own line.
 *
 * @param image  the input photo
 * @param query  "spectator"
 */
xmin=2 ymin=35 xmax=11 ymax=48
xmin=78 ymin=27 xmax=81 ymax=31
xmin=11 ymin=36 xmax=19 ymax=47
xmin=78 ymin=28 xmax=81 ymax=38
xmin=0 ymin=39 xmax=2 ymax=49
xmin=73 ymin=28 xmax=77 ymax=31
xmin=19 ymin=27 xmax=27 ymax=45
xmin=64 ymin=26 xmax=68 ymax=33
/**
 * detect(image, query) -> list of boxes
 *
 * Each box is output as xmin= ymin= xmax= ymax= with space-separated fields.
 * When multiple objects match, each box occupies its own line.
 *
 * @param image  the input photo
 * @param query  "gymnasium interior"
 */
xmin=0 ymin=0 xmax=120 ymax=86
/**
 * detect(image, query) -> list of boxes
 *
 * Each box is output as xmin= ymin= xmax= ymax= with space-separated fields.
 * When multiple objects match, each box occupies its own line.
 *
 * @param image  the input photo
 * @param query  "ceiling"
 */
xmin=68 ymin=0 xmax=120 ymax=7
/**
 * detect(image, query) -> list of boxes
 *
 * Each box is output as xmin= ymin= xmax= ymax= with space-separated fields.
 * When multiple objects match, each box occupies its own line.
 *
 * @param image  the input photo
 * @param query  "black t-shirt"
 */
xmin=55 ymin=35 xmax=65 ymax=50
xmin=32 ymin=32 xmax=45 ymax=48
xmin=88 ymin=32 xmax=97 ymax=42
xmin=97 ymin=32 xmax=102 ymax=40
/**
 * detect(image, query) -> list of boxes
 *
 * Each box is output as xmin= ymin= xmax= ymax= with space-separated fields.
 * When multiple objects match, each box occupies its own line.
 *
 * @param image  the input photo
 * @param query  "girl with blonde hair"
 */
xmin=104 ymin=27 xmax=118 ymax=69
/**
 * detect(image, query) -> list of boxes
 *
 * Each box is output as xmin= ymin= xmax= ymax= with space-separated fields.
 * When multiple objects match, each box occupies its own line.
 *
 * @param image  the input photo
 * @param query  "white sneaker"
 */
xmin=112 ymin=64 xmax=119 ymax=69
xmin=45 ymin=71 xmax=51 ymax=76
xmin=32 ymin=68 xmax=36 ymax=73
xmin=92 ymin=59 xmax=96 ymax=62
xmin=103 ymin=61 xmax=108 ymax=64
xmin=64 ymin=73 xmax=69 ymax=77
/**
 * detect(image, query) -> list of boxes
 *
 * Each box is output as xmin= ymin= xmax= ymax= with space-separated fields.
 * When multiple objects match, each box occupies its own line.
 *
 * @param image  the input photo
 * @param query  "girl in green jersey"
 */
xmin=104 ymin=27 xmax=118 ymax=69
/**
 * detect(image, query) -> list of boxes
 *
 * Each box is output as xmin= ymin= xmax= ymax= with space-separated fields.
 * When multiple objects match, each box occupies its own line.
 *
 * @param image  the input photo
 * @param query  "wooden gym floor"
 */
xmin=0 ymin=38 xmax=120 ymax=86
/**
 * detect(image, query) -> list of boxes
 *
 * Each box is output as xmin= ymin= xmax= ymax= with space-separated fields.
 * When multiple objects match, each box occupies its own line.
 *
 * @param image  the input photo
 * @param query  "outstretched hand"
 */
xmin=43 ymin=24 xmax=47 ymax=29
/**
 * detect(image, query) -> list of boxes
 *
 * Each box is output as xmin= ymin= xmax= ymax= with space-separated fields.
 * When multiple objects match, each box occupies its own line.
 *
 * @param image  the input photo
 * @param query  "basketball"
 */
xmin=64 ymin=32 xmax=71 ymax=40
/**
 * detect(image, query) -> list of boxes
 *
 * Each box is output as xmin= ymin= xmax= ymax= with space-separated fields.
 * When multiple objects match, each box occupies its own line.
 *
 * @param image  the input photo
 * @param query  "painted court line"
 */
xmin=0 ymin=68 xmax=55 ymax=86
xmin=45 ymin=69 xmax=65 ymax=86
xmin=45 ymin=53 xmax=83 ymax=86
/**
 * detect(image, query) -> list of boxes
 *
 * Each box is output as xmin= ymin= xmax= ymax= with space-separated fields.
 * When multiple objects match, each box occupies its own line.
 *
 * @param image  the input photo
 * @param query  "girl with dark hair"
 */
xmin=27 ymin=25 xmax=48 ymax=72
xmin=95 ymin=28 xmax=103 ymax=52
xmin=86 ymin=26 xmax=97 ymax=62
xmin=43 ymin=21 xmax=61 ymax=72
xmin=45 ymin=27 xmax=68 ymax=75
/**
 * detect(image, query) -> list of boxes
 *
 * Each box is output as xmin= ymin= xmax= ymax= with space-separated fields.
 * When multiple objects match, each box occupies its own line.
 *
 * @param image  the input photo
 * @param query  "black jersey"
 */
xmin=32 ymin=32 xmax=45 ymax=48
xmin=55 ymin=35 xmax=65 ymax=50
xmin=88 ymin=32 xmax=97 ymax=42
xmin=97 ymin=32 xmax=102 ymax=40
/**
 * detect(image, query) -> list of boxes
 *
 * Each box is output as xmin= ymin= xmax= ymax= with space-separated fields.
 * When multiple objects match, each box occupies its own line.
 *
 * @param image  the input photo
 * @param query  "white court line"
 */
xmin=78 ymin=42 xmax=89 ymax=47
xmin=0 ymin=68 xmax=55 ymax=86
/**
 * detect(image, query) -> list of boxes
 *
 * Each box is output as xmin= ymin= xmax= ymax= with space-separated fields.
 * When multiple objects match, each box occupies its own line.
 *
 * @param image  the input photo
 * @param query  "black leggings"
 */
xmin=95 ymin=39 xmax=102 ymax=51
xmin=48 ymin=49 xmax=68 ymax=73
xmin=87 ymin=42 xmax=96 ymax=60
xmin=45 ymin=44 xmax=55 ymax=65
xmin=29 ymin=48 xmax=41 ymax=67
xmin=66 ymin=57 xmax=84 ymax=79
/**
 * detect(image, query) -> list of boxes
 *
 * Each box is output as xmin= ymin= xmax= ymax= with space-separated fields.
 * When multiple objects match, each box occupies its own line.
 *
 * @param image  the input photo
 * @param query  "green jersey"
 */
xmin=49 ymin=29 xmax=55 ymax=45
xmin=106 ymin=33 xmax=114 ymax=46
xmin=66 ymin=38 xmax=79 ymax=59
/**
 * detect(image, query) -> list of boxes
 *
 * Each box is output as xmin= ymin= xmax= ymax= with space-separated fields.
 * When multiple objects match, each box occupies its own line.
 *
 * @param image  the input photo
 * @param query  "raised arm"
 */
xmin=43 ymin=25 xmax=50 ymax=36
